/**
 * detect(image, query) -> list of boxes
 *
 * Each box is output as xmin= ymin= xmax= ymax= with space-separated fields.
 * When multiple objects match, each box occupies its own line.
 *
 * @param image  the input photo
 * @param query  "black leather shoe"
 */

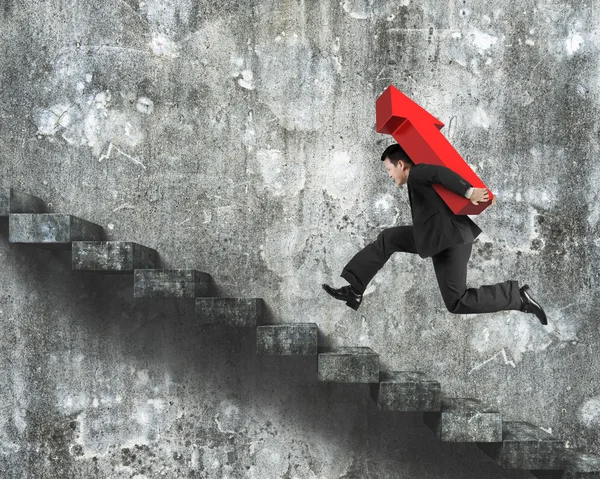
xmin=519 ymin=284 xmax=547 ymax=325
xmin=322 ymin=283 xmax=363 ymax=310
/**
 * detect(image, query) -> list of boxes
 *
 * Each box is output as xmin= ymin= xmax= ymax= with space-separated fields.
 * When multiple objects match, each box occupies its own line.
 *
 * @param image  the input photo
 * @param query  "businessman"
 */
xmin=322 ymin=143 xmax=547 ymax=325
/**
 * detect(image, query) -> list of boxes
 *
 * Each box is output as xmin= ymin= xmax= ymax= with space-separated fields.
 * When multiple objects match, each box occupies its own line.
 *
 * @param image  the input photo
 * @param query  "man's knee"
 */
xmin=443 ymin=293 xmax=464 ymax=314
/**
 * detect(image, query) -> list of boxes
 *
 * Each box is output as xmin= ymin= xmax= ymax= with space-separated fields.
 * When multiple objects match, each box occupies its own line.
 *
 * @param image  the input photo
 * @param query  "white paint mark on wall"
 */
xmin=34 ymin=75 xmax=146 ymax=161
xmin=473 ymin=106 xmax=490 ymax=129
xmin=34 ymin=104 xmax=72 ymax=136
xmin=468 ymin=348 xmax=516 ymax=374
xmin=238 ymin=69 xmax=255 ymax=90
xmin=374 ymin=196 xmax=392 ymax=211
xmin=214 ymin=401 xmax=244 ymax=434
xmin=150 ymin=33 xmax=180 ymax=58
xmin=468 ymin=27 xmax=498 ymax=53
xmin=579 ymin=396 xmax=600 ymax=426
xmin=136 ymin=97 xmax=154 ymax=115
xmin=566 ymin=33 xmax=584 ymax=54
xmin=99 ymin=142 xmax=114 ymax=162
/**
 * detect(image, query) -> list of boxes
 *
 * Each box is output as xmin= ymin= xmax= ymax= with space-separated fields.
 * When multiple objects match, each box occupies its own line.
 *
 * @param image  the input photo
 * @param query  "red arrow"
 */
xmin=376 ymin=85 xmax=493 ymax=215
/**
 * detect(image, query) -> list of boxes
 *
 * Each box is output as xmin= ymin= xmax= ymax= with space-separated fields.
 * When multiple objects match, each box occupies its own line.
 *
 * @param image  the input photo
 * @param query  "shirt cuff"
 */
xmin=465 ymin=187 xmax=474 ymax=199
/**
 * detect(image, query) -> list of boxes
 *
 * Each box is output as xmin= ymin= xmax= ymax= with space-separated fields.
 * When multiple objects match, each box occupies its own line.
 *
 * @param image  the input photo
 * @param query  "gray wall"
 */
xmin=1 ymin=0 xmax=599 ymax=477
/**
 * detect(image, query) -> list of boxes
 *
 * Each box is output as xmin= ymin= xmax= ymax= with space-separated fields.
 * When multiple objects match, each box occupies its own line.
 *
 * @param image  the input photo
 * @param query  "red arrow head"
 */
xmin=376 ymin=85 xmax=445 ymax=135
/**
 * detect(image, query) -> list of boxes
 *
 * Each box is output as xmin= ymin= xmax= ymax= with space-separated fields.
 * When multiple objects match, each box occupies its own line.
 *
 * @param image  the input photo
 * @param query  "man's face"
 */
xmin=384 ymin=157 xmax=409 ymax=186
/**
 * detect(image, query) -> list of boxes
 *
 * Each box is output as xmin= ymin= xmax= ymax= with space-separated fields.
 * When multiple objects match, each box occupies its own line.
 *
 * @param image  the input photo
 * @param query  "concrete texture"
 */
xmin=318 ymin=346 xmax=380 ymax=383
xmin=1 ymin=0 xmax=600 ymax=477
xmin=423 ymin=397 xmax=502 ymax=442
xmin=195 ymin=298 xmax=264 ymax=327
xmin=133 ymin=269 xmax=211 ymax=298
xmin=371 ymin=370 xmax=442 ymax=411
xmin=479 ymin=421 xmax=566 ymax=470
xmin=8 ymin=213 xmax=104 ymax=247
xmin=256 ymin=323 xmax=318 ymax=355
xmin=72 ymin=241 xmax=159 ymax=273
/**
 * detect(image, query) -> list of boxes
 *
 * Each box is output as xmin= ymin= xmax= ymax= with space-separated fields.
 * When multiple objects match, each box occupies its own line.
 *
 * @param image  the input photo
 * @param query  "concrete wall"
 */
xmin=1 ymin=0 xmax=599 ymax=477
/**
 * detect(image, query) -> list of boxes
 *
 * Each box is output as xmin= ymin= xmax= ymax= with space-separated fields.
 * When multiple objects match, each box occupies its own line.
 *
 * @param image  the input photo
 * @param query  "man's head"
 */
xmin=381 ymin=143 xmax=414 ymax=187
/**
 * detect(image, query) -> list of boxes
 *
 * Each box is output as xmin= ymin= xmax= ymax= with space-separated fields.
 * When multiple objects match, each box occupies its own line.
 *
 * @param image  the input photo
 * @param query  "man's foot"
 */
xmin=519 ymin=284 xmax=548 ymax=325
xmin=322 ymin=283 xmax=363 ymax=310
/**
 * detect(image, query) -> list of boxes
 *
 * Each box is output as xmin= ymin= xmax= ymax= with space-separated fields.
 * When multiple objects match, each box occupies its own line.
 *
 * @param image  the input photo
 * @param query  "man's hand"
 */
xmin=469 ymin=188 xmax=491 ymax=205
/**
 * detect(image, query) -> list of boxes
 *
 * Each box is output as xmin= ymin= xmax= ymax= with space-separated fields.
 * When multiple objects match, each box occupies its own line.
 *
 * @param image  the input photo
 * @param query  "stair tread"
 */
xmin=501 ymin=421 xmax=564 ymax=443
xmin=9 ymin=213 xmax=104 ymax=246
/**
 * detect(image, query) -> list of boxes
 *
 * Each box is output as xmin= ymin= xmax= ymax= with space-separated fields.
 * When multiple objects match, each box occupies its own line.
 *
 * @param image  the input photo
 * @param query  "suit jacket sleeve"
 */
xmin=409 ymin=164 xmax=472 ymax=197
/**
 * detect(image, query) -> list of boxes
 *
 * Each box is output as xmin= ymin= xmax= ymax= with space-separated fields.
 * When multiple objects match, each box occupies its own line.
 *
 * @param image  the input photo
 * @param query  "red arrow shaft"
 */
xmin=393 ymin=119 xmax=492 ymax=215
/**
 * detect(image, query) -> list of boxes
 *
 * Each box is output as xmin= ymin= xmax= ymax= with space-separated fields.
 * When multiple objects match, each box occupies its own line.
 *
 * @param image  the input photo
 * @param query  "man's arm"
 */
xmin=409 ymin=163 xmax=472 ymax=198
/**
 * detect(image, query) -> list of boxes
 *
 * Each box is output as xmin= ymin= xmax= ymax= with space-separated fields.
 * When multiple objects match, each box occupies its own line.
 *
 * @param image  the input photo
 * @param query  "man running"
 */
xmin=322 ymin=143 xmax=547 ymax=325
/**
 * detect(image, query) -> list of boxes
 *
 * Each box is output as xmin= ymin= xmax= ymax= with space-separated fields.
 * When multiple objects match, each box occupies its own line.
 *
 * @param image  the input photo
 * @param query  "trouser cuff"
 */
xmin=341 ymin=268 xmax=364 ymax=294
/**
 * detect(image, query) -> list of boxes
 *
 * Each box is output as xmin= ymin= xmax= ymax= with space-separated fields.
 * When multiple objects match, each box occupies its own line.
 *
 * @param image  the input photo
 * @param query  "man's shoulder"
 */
xmin=407 ymin=163 xmax=428 ymax=182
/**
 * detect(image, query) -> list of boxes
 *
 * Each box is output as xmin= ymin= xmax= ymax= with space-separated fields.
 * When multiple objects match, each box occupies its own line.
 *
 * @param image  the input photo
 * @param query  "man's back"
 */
xmin=407 ymin=163 xmax=482 ymax=258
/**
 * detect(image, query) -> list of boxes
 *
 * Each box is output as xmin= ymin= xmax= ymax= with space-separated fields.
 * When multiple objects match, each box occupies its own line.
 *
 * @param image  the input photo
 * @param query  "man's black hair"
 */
xmin=380 ymin=143 xmax=414 ymax=167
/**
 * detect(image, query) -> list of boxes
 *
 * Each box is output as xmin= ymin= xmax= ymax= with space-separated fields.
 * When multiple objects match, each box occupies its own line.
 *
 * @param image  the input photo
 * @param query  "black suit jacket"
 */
xmin=407 ymin=163 xmax=482 ymax=258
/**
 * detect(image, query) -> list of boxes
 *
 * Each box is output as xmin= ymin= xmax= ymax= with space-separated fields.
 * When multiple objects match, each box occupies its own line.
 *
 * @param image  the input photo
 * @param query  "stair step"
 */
xmin=195 ymin=298 xmax=264 ymax=327
xmin=423 ymin=398 xmax=502 ymax=442
xmin=0 ymin=187 xmax=46 ymax=217
xmin=318 ymin=346 xmax=379 ymax=383
xmin=9 ymin=213 xmax=103 ymax=249
xmin=133 ymin=269 xmax=211 ymax=298
xmin=477 ymin=420 xmax=566 ymax=470
xmin=370 ymin=371 xmax=441 ymax=411
xmin=256 ymin=323 xmax=318 ymax=355
xmin=72 ymin=241 xmax=158 ymax=273
xmin=531 ymin=450 xmax=600 ymax=478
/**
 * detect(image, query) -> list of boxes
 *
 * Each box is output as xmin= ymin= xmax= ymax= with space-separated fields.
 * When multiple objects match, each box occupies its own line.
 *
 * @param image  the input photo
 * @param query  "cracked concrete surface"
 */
xmin=1 ymin=0 xmax=600 ymax=477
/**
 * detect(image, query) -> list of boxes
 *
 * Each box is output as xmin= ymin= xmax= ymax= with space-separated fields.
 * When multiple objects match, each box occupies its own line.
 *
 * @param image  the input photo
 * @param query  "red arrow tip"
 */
xmin=376 ymin=85 xmax=444 ymax=134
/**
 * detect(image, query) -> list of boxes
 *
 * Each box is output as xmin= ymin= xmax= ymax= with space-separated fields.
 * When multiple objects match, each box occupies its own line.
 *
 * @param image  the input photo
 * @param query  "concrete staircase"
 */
xmin=2 ymin=186 xmax=600 ymax=478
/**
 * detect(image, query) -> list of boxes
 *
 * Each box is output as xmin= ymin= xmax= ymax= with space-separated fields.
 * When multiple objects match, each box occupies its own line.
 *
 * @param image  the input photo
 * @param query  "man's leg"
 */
xmin=341 ymin=226 xmax=417 ymax=294
xmin=431 ymin=242 xmax=522 ymax=314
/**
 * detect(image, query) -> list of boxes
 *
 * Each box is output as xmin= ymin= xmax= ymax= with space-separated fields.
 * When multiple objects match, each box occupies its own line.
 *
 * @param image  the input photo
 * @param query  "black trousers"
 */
xmin=340 ymin=226 xmax=522 ymax=314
